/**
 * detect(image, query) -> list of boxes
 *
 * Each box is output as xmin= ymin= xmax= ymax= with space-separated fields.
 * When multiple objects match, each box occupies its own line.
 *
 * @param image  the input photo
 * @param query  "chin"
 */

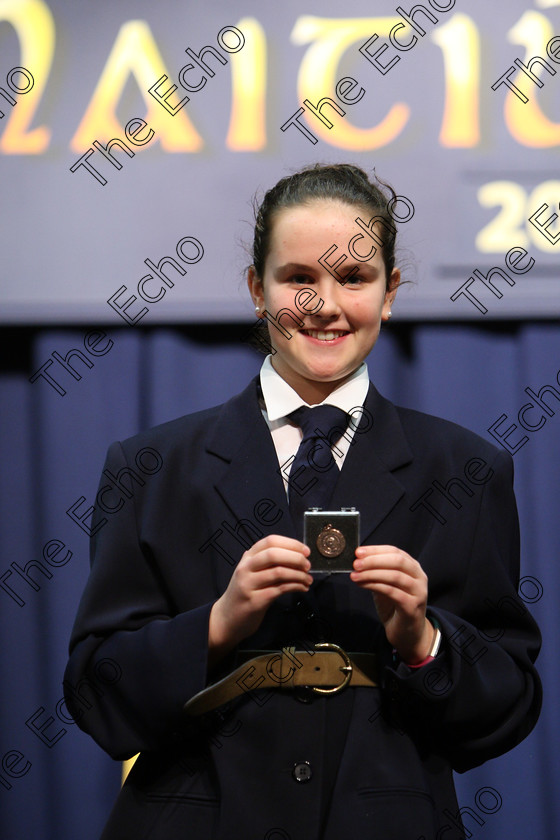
xmin=300 ymin=361 xmax=354 ymax=383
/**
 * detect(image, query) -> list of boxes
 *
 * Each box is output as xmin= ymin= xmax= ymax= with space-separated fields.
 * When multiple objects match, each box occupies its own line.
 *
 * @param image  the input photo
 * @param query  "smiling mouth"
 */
xmin=300 ymin=329 xmax=350 ymax=341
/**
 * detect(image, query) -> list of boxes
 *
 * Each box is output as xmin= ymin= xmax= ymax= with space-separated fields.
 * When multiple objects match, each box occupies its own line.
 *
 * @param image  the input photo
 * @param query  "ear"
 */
xmin=247 ymin=265 xmax=265 ymax=312
xmin=382 ymin=268 xmax=400 ymax=321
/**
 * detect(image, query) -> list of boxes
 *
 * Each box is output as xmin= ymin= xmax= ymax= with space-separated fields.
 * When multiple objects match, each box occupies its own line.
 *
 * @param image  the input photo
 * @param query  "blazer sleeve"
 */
xmin=381 ymin=449 xmax=542 ymax=773
xmin=63 ymin=441 xmax=215 ymax=761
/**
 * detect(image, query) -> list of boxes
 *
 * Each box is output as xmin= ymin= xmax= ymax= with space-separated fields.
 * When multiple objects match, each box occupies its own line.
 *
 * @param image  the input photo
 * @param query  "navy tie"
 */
xmin=287 ymin=404 xmax=350 ymax=537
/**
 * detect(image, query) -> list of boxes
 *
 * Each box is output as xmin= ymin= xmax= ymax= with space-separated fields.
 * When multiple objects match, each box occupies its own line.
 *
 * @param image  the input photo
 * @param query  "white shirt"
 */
xmin=259 ymin=355 xmax=370 ymax=495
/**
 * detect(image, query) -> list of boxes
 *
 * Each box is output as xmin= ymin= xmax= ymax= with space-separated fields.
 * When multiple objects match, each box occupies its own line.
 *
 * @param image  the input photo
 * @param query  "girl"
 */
xmin=65 ymin=163 xmax=541 ymax=840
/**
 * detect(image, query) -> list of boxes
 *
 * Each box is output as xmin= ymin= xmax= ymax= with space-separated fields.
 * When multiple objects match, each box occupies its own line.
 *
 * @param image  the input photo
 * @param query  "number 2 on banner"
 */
xmin=476 ymin=181 xmax=560 ymax=254
xmin=0 ymin=0 xmax=54 ymax=153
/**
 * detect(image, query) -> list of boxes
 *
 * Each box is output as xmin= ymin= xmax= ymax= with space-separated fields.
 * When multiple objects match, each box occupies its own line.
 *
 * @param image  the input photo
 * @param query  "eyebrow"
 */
xmin=274 ymin=260 xmax=379 ymax=278
xmin=273 ymin=262 xmax=316 ymax=277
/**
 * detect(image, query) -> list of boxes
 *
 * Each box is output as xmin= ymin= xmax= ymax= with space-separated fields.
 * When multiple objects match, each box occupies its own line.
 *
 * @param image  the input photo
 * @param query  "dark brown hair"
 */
xmin=251 ymin=163 xmax=399 ymax=288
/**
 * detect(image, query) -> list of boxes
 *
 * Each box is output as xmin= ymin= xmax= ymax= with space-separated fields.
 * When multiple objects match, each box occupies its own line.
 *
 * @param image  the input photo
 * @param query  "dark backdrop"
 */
xmin=0 ymin=320 xmax=558 ymax=839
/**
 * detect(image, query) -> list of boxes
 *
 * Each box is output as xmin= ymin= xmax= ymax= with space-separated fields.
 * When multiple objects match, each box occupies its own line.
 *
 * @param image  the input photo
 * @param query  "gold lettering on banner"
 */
xmin=2 ymin=8 xmax=560 ymax=155
xmin=476 ymin=182 xmax=530 ymax=252
xmin=0 ymin=0 xmax=54 ymax=154
xmin=505 ymin=11 xmax=560 ymax=147
xmin=291 ymin=15 xmax=409 ymax=150
xmin=70 ymin=20 xmax=203 ymax=152
xmin=476 ymin=180 xmax=560 ymax=253
xmin=226 ymin=17 xmax=267 ymax=150
xmin=432 ymin=14 xmax=480 ymax=147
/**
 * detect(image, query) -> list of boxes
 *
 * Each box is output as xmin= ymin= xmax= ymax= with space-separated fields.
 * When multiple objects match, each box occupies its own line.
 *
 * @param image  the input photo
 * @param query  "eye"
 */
xmin=291 ymin=274 xmax=313 ymax=284
xmin=344 ymin=274 xmax=365 ymax=286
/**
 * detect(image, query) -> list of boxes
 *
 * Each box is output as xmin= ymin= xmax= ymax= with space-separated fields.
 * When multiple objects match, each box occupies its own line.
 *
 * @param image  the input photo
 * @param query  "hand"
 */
xmin=208 ymin=535 xmax=312 ymax=667
xmin=350 ymin=545 xmax=433 ymax=664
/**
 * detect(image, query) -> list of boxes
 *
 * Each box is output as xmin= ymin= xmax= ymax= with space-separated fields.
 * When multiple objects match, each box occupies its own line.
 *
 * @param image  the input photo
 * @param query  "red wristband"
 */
xmin=405 ymin=654 xmax=435 ymax=669
xmin=395 ymin=620 xmax=442 ymax=668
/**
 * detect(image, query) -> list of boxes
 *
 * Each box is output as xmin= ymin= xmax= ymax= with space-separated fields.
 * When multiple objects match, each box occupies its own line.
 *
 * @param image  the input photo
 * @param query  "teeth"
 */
xmin=303 ymin=330 xmax=347 ymax=341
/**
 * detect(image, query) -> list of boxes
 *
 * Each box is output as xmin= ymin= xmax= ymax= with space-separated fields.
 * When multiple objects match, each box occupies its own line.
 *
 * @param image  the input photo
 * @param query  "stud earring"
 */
xmin=255 ymin=306 xmax=260 ymax=313
xmin=387 ymin=311 xmax=392 ymax=319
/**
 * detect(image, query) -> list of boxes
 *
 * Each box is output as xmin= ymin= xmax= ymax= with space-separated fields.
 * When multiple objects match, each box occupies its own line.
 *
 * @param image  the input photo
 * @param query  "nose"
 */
xmin=315 ymin=278 xmax=342 ymax=319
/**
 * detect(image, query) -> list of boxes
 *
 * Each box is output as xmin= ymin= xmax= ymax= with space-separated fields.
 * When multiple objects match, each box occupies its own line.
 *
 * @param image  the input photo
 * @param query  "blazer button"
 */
xmin=292 ymin=761 xmax=312 ymax=783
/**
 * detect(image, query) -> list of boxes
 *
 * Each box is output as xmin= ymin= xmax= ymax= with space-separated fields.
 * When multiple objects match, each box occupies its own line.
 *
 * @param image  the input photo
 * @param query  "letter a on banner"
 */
xmin=71 ymin=20 xmax=203 ymax=152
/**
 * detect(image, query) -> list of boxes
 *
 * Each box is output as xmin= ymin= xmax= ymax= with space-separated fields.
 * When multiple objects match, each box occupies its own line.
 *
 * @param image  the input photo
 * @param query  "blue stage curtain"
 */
xmin=0 ymin=321 xmax=558 ymax=839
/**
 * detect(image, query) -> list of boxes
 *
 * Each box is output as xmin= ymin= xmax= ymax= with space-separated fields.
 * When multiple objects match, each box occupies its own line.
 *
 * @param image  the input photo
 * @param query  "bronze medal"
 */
xmin=316 ymin=523 xmax=346 ymax=557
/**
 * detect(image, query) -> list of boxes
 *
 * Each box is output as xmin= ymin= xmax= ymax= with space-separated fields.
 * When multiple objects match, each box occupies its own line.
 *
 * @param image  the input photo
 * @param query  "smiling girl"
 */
xmin=65 ymin=163 xmax=541 ymax=840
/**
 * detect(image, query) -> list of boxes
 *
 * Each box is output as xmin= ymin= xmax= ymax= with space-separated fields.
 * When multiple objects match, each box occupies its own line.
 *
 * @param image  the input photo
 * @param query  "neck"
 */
xmin=271 ymin=361 xmax=355 ymax=405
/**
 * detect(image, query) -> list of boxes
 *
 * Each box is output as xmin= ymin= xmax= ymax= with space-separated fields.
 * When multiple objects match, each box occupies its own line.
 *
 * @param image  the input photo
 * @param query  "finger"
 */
xmin=251 ymin=534 xmax=310 ymax=556
xmin=350 ymin=577 xmax=426 ymax=608
xmin=350 ymin=578 xmax=424 ymax=604
xmin=356 ymin=544 xmax=398 ymax=555
xmin=350 ymin=567 xmax=422 ymax=588
xmin=248 ymin=546 xmax=312 ymax=572
xmin=351 ymin=578 xmax=420 ymax=597
xmin=354 ymin=550 xmax=423 ymax=577
xmin=355 ymin=545 xmax=416 ymax=566
xmin=252 ymin=566 xmax=314 ymax=591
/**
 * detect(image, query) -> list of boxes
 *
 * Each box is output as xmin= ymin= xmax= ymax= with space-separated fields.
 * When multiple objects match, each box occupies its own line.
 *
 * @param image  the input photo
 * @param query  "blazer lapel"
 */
xmin=330 ymin=382 xmax=413 ymax=543
xmin=205 ymin=377 xmax=295 ymax=590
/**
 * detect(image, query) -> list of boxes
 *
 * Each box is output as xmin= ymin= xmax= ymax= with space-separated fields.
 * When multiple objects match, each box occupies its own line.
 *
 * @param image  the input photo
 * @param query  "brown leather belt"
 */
xmin=184 ymin=642 xmax=378 ymax=716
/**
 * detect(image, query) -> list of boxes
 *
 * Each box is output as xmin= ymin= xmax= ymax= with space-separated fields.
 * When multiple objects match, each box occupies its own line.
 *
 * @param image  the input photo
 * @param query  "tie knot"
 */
xmin=289 ymin=404 xmax=349 ymax=443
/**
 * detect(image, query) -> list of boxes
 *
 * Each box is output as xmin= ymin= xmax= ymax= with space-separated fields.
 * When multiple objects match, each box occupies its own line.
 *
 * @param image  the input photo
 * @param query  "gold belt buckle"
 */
xmin=310 ymin=642 xmax=353 ymax=695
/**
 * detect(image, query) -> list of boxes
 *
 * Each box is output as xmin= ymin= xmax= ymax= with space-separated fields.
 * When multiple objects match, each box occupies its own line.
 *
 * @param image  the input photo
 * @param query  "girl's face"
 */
xmin=248 ymin=200 xmax=399 ymax=403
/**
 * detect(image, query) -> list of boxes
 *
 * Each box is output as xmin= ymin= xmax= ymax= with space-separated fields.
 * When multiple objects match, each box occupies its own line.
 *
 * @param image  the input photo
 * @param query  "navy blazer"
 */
xmin=64 ymin=378 xmax=541 ymax=840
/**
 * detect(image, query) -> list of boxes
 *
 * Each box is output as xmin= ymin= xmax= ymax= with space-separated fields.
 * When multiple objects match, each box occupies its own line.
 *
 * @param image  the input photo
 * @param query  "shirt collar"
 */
xmin=259 ymin=355 xmax=370 ymax=422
